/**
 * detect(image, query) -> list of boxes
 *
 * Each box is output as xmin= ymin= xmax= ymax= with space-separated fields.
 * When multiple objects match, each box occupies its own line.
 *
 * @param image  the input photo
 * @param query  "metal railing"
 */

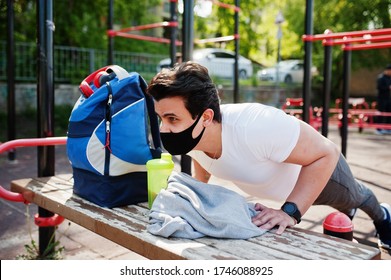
xmin=0 ymin=41 xmax=167 ymax=84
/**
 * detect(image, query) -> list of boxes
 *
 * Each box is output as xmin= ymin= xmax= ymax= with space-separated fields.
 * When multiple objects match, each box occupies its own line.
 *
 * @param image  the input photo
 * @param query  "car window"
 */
xmin=292 ymin=63 xmax=303 ymax=70
xmin=213 ymin=52 xmax=234 ymax=59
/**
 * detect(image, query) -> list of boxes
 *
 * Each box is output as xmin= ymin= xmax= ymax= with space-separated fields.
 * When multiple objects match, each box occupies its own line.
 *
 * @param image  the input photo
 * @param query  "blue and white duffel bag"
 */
xmin=67 ymin=65 xmax=161 ymax=208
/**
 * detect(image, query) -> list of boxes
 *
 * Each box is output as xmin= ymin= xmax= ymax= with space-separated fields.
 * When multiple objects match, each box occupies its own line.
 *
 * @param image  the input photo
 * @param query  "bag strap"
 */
xmin=106 ymin=65 xmax=130 ymax=81
xmin=138 ymin=75 xmax=162 ymax=158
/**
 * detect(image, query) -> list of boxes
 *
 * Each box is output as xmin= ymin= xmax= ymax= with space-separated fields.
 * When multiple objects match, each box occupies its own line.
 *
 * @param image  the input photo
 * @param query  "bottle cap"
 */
xmin=161 ymin=153 xmax=172 ymax=162
xmin=146 ymin=154 xmax=174 ymax=170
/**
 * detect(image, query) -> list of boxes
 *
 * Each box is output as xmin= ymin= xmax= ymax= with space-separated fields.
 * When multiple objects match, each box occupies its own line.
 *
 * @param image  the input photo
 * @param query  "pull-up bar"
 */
xmin=343 ymin=41 xmax=391 ymax=51
xmin=211 ymin=0 xmax=241 ymax=12
xmin=108 ymin=22 xmax=239 ymax=46
xmin=327 ymin=34 xmax=391 ymax=46
xmin=302 ymin=28 xmax=391 ymax=41
xmin=107 ymin=21 xmax=181 ymax=45
xmin=107 ymin=0 xmax=241 ymax=47
xmin=302 ymin=28 xmax=391 ymax=157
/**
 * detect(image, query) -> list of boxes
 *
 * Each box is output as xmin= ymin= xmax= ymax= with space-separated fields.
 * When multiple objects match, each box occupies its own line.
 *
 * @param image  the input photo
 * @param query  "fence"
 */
xmin=0 ymin=40 xmax=307 ymax=111
xmin=0 ymin=41 xmax=167 ymax=84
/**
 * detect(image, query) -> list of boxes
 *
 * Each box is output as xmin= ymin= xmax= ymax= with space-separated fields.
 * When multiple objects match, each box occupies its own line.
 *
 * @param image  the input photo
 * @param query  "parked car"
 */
xmin=257 ymin=59 xmax=318 ymax=83
xmin=157 ymin=48 xmax=253 ymax=79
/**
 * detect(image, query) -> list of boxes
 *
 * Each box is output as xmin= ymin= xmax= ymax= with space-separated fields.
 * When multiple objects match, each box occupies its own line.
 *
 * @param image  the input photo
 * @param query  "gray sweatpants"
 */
xmin=314 ymin=154 xmax=385 ymax=223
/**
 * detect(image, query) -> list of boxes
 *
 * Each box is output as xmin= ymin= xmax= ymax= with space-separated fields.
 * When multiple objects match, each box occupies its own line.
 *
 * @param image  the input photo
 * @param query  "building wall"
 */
xmin=350 ymin=67 xmax=382 ymax=98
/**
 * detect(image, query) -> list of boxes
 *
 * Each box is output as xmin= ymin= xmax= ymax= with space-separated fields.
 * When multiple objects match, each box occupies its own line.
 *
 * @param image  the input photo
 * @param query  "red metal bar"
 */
xmin=327 ymin=34 xmax=391 ymax=45
xmin=107 ymin=1 xmax=241 ymax=46
xmin=343 ymin=41 xmax=391 ymax=51
xmin=110 ymin=31 xmax=183 ymax=45
xmin=35 ymin=213 xmax=65 ymax=227
xmin=0 ymin=136 xmax=67 ymax=154
xmin=0 ymin=137 xmax=67 ymax=204
xmin=211 ymin=0 xmax=240 ymax=12
xmin=303 ymin=28 xmax=391 ymax=42
xmin=0 ymin=186 xmax=27 ymax=203
xmin=194 ymin=34 xmax=238 ymax=44
xmin=114 ymin=21 xmax=178 ymax=34
xmin=110 ymin=30 xmax=237 ymax=46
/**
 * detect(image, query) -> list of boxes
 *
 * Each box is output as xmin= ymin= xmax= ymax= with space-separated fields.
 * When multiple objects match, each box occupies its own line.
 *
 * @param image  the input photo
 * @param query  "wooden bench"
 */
xmin=10 ymin=174 xmax=381 ymax=260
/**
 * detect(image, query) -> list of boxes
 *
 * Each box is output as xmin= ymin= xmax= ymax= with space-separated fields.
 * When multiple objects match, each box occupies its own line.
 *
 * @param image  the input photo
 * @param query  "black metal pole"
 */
xmin=303 ymin=0 xmax=314 ymax=123
xmin=321 ymin=44 xmax=332 ymax=137
xmin=108 ymin=0 xmax=114 ymax=65
xmin=233 ymin=0 xmax=240 ymax=103
xmin=6 ymin=0 xmax=16 ymax=161
xmin=182 ymin=0 xmax=194 ymax=62
xmin=169 ymin=0 xmax=178 ymax=67
xmin=180 ymin=0 xmax=194 ymax=175
xmin=37 ymin=0 xmax=56 ymax=257
xmin=341 ymin=49 xmax=351 ymax=157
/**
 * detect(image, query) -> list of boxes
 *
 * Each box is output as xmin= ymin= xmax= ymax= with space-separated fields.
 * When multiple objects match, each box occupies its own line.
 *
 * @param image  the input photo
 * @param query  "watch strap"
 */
xmin=281 ymin=202 xmax=302 ymax=224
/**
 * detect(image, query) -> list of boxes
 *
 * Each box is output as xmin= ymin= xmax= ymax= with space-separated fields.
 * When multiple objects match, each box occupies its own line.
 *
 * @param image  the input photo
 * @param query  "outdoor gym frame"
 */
xmin=4 ymin=0 xmax=240 ymax=254
xmin=106 ymin=0 xmax=241 ymax=103
xmin=5 ymin=0 xmax=390 ymax=254
xmin=106 ymin=0 xmax=241 ymax=175
xmin=303 ymin=28 xmax=391 ymax=157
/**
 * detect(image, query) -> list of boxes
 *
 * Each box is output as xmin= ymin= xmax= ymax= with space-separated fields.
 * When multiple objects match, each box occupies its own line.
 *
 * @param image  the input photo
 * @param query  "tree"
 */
xmin=2 ymin=0 xmax=390 ymax=77
xmin=0 ymin=0 xmax=165 ymax=53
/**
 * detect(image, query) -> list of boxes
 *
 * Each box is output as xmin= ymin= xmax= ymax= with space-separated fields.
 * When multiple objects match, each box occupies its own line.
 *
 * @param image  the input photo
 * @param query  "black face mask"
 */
xmin=160 ymin=114 xmax=206 ymax=155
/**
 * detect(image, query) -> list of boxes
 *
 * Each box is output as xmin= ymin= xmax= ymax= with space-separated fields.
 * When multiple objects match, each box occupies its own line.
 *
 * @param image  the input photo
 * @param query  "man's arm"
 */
xmin=252 ymin=120 xmax=340 ymax=234
xmin=283 ymin=120 xmax=340 ymax=216
xmin=193 ymin=159 xmax=211 ymax=183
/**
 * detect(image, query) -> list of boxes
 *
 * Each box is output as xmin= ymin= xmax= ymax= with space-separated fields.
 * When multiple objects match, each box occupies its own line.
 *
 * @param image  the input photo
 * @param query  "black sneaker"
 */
xmin=374 ymin=203 xmax=391 ymax=249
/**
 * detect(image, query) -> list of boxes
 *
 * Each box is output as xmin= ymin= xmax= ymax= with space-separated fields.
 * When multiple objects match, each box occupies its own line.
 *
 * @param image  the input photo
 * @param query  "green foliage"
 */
xmin=54 ymin=104 xmax=73 ymax=136
xmin=0 ymin=0 xmax=167 ymax=54
xmin=16 ymin=238 xmax=64 ymax=260
xmin=2 ymin=0 xmax=390 ymax=93
xmin=15 ymin=205 xmax=67 ymax=260
xmin=0 ymin=105 xmax=72 ymax=142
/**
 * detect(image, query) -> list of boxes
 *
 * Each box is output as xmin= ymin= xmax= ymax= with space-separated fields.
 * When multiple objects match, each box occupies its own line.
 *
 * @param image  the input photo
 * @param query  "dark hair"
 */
xmin=147 ymin=61 xmax=222 ymax=122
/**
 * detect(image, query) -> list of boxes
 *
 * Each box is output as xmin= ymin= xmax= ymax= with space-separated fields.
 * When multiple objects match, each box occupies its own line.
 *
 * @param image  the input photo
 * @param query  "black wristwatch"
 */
xmin=281 ymin=202 xmax=302 ymax=224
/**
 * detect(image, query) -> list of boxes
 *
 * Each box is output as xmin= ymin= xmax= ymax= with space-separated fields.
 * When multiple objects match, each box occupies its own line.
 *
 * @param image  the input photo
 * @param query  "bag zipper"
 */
xmin=104 ymin=83 xmax=113 ymax=176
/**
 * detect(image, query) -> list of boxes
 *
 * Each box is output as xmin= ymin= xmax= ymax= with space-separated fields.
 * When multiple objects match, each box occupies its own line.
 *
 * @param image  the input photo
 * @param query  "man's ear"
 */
xmin=202 ymin=108 xmax=215 ymax=126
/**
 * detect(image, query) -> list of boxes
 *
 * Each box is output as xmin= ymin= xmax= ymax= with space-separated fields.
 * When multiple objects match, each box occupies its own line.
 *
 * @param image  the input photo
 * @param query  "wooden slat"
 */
xmin=10 ymin=175 xmax=381 ymax=260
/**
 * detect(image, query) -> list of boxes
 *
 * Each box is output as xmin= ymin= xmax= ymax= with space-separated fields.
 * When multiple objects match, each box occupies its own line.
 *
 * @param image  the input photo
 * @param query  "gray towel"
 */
xmin=147 ymin=171 xmax=267 ymax=239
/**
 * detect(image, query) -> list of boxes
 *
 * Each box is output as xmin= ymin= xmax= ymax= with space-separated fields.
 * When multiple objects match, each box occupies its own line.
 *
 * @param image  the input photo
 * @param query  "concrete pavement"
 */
xmin=0 ymin=126 xmax=390 ymax=259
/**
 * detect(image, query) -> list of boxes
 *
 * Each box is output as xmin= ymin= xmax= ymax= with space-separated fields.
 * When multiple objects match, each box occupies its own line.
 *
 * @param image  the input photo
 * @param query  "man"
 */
xmin=147 ymin=61 xmax=391 ymax=249
xmin=376 ymin=64 xmax=391 ymax=134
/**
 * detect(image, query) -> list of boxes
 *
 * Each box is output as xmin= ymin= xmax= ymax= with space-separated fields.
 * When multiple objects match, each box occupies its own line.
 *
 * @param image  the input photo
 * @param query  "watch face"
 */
xmin=284 ymin=203 xmax=296 ymax=214
xmin=282 ymin=202 xmax=301 ymax=224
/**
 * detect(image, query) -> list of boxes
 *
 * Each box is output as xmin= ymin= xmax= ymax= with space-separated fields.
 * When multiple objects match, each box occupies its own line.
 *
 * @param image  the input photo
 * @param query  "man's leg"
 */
xmin=314 ymin=154 xmax=391 ymax=248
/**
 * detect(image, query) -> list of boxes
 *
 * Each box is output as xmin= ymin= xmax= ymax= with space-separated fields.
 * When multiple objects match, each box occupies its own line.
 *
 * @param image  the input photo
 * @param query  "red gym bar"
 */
xmin=212 ymin=0 xmax=241 ymax=12
xmin=324 ymin=34 xmax=391 ymax=46
xmin=343 ymin=41 xmax=391 ymax=51
xmin=108 ymin=21 xmax=178 ymax=35
xmin=302 ymin=27 xmax=391 ymax=41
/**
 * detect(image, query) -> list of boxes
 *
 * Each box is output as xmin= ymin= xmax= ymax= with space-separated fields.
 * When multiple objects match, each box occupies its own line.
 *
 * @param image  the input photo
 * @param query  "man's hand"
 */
xmin=251 ymin=203 xmax=296 ymax=234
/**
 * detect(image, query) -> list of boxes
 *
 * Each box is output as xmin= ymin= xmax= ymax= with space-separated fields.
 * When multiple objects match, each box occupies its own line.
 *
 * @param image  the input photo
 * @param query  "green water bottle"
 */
xmin=146 ymin=153 xmax=174 ymax=208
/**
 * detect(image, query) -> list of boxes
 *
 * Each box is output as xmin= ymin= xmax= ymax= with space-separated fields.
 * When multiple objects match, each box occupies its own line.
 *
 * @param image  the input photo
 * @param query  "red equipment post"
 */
xmin=0 ymin=136 xmax=67 ymax=254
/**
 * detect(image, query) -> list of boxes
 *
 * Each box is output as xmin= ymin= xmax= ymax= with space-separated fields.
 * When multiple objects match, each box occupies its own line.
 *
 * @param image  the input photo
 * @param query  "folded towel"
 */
xmin=147 ymin=171 xmax=267 ymax=239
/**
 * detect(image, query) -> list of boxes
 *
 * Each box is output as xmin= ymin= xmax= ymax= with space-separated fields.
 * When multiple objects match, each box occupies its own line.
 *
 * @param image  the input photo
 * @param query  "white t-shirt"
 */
xmin=189 ymin=103 xmax=301 ymax=202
